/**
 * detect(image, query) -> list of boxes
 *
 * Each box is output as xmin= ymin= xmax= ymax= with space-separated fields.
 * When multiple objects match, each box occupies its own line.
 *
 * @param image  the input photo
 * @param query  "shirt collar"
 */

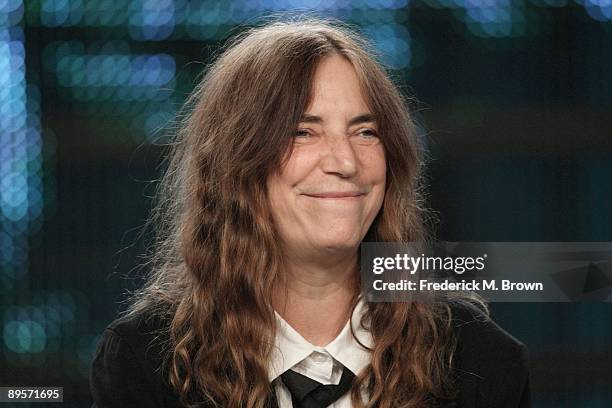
xmin=268 ymin=298 xmax=373 ymax=382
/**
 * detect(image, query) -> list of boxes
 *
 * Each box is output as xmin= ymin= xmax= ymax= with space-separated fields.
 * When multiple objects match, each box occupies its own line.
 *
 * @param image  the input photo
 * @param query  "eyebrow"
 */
xmin=299 ymin=113 xmax=377 ymax=127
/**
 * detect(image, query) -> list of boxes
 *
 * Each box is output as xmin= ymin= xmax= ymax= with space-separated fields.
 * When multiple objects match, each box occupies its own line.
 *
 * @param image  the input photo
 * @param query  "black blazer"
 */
xmin=90 ymin=304 xmax=531 ymax=407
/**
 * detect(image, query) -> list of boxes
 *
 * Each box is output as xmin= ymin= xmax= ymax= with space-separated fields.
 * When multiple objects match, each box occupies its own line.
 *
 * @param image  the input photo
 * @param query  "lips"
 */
xmin=302 ymin=191 xmax=365 ymax=198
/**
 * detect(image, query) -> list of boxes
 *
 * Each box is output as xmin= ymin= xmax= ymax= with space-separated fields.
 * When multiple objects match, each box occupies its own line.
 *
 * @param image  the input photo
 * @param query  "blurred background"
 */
xmin=0 ymin=0 xmax=611 ymax=407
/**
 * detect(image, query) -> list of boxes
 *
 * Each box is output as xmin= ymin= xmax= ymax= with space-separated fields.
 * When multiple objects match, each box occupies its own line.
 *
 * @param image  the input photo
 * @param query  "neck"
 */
xmin=273 ymin=249 xmax=359 ymax=347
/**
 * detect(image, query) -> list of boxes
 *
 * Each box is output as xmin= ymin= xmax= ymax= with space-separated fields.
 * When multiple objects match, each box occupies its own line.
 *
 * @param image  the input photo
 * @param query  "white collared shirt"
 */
xmin=268 ymin=299 xmax=373 ymax=407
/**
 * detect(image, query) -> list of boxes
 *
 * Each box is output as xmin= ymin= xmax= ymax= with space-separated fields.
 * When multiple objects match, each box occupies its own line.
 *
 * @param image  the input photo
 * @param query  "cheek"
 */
xmin=275 ymin=147 xmax=318 ymax=187
xmin=266 ymin=154 xmax=313 ymax=218
xmin=266 ymin=170 xmax=292 ymax=219
xmin=360 ymin=146 xmax=386 ymax=186
xmin=361 ymin=147 xmax=387 ymax=213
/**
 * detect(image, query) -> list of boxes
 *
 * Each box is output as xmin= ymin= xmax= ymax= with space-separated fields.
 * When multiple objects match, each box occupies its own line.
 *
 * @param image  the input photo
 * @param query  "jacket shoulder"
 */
xmin=90 ymin=308 xmax=179 ymax=407
xmin=106 ymin=308 xmax=172 ymax=347
xmin=449 ymin=301 xmax=531 ymax=407
xmin=450 ymin=301 xmax=527 ymax=355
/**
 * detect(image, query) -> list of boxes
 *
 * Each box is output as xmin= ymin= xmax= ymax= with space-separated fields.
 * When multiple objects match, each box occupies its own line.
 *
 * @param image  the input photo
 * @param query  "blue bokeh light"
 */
xmin=580 ymin=0 xmax=612 ymax=21
xmin=1 ymin=0 xmax=43 ymax=285
xmin=3 ymin=319 xmax=47 ymax=353
xmin=363 ymin=23 xmax=412 ymax=69
xmin=46 ymin=41 xmax=176 ymax=102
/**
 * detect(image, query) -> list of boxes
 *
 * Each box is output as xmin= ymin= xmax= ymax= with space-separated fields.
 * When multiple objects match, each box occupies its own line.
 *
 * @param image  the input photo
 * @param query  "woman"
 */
xmin=90 ymin=18 xmax=530 ymax=408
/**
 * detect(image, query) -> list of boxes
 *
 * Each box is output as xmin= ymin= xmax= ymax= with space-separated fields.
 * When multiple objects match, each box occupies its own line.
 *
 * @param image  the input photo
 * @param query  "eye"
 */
xmin=357 ymin=128 xmax=379 ymax=139
xmin=295 ymin=129 xmax=311 ymax=138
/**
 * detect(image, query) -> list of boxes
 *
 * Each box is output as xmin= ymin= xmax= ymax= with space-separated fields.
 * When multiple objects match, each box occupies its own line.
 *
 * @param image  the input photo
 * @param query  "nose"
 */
xmin=319 ymin=133 xmax=358 ymax=178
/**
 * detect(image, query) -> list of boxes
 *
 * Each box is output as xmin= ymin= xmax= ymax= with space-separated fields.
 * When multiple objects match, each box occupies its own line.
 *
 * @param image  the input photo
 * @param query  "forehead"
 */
xmin=305 ymin=54 xmax=371 ymax=114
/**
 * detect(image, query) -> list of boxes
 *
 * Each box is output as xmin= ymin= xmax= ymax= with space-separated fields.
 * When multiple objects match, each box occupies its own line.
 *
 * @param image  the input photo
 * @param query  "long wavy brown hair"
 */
xmin=124 ymin=17 xmax=486 ymax=408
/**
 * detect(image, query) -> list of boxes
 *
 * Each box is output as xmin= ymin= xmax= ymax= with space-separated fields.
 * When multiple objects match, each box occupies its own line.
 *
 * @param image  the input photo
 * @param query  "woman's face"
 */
xmin=267 ymin=54 xmax=386 ymax=259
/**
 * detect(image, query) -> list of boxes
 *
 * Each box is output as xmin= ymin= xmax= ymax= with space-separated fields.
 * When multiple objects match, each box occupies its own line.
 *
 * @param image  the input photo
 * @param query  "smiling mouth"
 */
xmin=302 ymin=191 xmax=366 ymax=199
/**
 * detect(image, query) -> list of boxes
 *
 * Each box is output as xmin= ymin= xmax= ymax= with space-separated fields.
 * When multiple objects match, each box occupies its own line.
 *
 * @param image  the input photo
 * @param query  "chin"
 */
xmin=317 ymin=233 xmax=363 ymax=251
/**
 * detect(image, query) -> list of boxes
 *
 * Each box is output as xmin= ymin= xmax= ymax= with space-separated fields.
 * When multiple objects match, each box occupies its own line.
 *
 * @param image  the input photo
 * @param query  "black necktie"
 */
xmin=280 ymin=366 xmax=355 ymax=408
